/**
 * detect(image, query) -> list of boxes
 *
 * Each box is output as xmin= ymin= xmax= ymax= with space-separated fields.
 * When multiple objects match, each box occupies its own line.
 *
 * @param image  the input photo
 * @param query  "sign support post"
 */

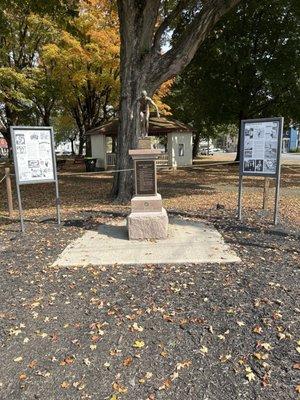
xmin=237 ymin=174 xmax=243 ymax=221
xmin=237 ymin=117 xmax=283 ymax=225
xmin=16 ymin=182 xmax=25 ymax=232
xmin=5 ymin=167 xmax=14 ymax=217
xmin=50 ymin=128 xmax=61 ymax=226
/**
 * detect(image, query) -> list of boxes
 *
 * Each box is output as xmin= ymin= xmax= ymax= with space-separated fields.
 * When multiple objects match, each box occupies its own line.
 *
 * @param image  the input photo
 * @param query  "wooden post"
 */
xmin=263 ymin=177 xmax=270 ymax=211
xmin=5 ymin=167 xmax=13 ymax=217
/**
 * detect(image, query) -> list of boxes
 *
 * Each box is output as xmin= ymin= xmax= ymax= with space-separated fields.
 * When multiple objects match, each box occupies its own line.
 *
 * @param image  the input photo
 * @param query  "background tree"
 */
xmin=166 ymin=0 xmax=300 ymax=159
xmin=42 ymin=0 xmax=120 ymax=155
xmin=0 ymin=0 xmax=78 ymax=146
xmin=53 ymin=114 xmax=78 ymax=155
xmin=113 ymin=0 xmax=241 ymax=201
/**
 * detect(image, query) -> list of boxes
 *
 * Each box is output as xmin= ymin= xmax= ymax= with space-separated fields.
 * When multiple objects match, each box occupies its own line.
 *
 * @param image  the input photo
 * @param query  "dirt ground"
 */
xmin=0 ymin=157 xmax=299 ymax=225
xmin=0 ymin=158 xmax=299 ymax=400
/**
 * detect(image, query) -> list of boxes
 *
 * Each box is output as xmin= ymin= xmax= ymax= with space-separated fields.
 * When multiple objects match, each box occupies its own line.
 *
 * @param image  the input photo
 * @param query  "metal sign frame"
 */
xmin=10 ymin=126 xmax=61 ymax=232
xmin=237 ymin=117 xmax=283 ymax=225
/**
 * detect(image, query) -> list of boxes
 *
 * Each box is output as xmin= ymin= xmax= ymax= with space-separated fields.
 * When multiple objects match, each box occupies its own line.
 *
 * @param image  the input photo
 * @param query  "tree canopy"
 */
xmin=166 ymin=0 xmax=300 ymax=156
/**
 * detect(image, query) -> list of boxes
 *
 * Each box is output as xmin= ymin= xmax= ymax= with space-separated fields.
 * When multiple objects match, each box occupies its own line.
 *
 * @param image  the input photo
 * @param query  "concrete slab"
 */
xmin=52 ymin=218 xmax=241 ymax=267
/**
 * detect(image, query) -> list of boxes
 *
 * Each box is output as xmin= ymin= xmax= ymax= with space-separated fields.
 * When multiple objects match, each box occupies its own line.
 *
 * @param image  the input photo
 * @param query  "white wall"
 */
xmin=168 ymin=132 xmax=193 ymax=167
xmin=91 ymin=135 xmax=107 ymax=169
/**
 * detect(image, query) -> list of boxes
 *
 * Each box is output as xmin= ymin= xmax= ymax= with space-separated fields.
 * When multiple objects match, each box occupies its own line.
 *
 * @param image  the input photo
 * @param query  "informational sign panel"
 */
xmin=10 ymin=126 xmax=60 ymax=232
xmin=11 ymin=127 xmax=55 ymax=184
xmin=135 ymin=160 xmax=156 ymax=195
xmin=238 ymin=117 xmax=284 ymax=225
xmin=240 ymin=118 xmax=283 ymax=177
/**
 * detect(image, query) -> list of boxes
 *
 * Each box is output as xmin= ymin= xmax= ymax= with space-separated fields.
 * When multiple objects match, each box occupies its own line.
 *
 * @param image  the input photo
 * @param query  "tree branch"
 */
xmin=153 ymin=0 xmax=191 ymax=52
xmin=149 ymin=0 xmax=241 ymax=91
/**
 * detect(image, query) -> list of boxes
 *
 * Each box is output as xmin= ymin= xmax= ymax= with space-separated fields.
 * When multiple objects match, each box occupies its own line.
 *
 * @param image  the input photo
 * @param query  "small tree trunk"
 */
xmin=235 ymin=113 xmax=246 ymax=162
xmin=69 ymin=138 xmax=75 ymax=155
xmin=78 ymin=130 xmax=85 ymax=156
xmin=193 ymin=132 xmax=201 ymax=158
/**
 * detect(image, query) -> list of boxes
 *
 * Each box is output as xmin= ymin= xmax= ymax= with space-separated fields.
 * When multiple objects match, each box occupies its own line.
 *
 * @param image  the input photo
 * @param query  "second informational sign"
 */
xmin=238 ymin=117 xmax=284 ymax=225
xmin=10 ymin=126 xmax=60 ymax=232
xmin=241 ymin=118 xmax=283 ymax=176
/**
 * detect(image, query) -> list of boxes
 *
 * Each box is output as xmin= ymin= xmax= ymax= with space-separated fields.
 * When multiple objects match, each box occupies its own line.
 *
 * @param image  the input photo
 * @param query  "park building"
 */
xmin=86 ymin=114 xmax=194 ymax=170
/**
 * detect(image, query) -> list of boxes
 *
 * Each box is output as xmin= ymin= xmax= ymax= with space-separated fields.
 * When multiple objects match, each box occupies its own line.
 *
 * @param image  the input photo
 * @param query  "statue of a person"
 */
xmin=132 ymin=90 xmax=160 ymax=138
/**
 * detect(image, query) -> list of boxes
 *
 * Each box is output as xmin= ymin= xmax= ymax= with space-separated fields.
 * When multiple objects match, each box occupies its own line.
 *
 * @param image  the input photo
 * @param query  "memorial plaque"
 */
xmin=135 ymin=160 xmax=156 ymax=195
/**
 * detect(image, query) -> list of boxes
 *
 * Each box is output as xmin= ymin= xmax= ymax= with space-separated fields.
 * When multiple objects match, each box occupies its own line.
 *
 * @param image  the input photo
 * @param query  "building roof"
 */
xmin=86 ymin=115 xmax=193 ymax=137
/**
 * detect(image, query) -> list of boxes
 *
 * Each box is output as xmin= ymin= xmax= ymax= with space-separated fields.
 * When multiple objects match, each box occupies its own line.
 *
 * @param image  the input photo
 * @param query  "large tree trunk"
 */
xmin=113 ymin=0 xmax=242 ymax=201
xmin=112 ymin=2 xmax=156 ymax=201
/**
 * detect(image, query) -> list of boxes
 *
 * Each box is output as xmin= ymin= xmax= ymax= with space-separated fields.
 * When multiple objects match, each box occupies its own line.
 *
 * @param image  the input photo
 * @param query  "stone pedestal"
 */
xmin=127 ymin=139 xmax=168 ymax=240
xmin=128 ymin=208 xmax=168 ymax=240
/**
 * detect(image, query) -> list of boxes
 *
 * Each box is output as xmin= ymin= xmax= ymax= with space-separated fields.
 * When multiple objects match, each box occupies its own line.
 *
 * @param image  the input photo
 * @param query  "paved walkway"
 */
xmin=53 ymin=217 xmax=240 ymax=266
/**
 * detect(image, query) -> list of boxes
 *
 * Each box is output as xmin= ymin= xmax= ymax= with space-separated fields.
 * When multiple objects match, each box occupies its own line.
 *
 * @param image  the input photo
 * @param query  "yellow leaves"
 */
xmin=133 ymin=340 xmax=145 ymax=349
xmin=272 ymin=311 xmax=282 ymax=320
xmin=236 ymin=320 xmax=245 ymax=327
xmin=61 ymin=381 xmax=70 ymax=389
xmin=200 ymin=345 xmax=208 ymax=355
xmin=14 ymin=357 xmax=23 ymax=363
xmin=278 ymin=332 xmax=286 ymax=340
xmin=259 ymin=342 xmax=273 ymax=351
xmin=73 ymin=381 xmax=86 ymax=391
xmin=9 ymin=327 xmax=22 ymax=336
xmin=122 ymin=356 xmax=133 ymax=366
xmin=252 ymin=325 xmax=263 ymax=334
xmin=170 ymin=371 xmax=179 ymax=381
xmin=219 ymin=354 xmax=232 ymax=363
xmin=28 ymin=360 xmax=37 ymax=369
xmin=160 ymin=350 xmax=168 ymax=358
xmin=90 ymin=344 xmax=97 ymax=350
xmin=60 ymin=356 xmax=75 ymax=366
xmin=130 ymin=322 xmax=143 ymax=332
xmin=83 ymin=358 xmax=91 ymax=366
xmin=139 ymin=371 xmax=153 ymax=384
xmin=295 ymin=385 xmax=300 ymax=394
xmin=159 ymin=378 xmax=172 ymax=391
xmin=112 ymin=382 xmax=127 ymax=394
xmin=35 ymin=331 xmax=48 ymax=338
xmin=109 ymin=349 xmax=121 ymax=356
xmin=245 ymin=366 xmax=256 ymax=381
xmin=253 ymin=352 xmax=268 ymax=361
xmin=176 ymin=360 xmax=192 ymax=370
xmin=19 ymin=373 xmax=27 ymax=381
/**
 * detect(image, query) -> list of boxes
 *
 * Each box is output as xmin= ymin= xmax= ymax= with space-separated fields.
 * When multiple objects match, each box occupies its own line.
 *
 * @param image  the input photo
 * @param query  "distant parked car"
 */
xmin=200 ymin=148 xmax=214 ymax=155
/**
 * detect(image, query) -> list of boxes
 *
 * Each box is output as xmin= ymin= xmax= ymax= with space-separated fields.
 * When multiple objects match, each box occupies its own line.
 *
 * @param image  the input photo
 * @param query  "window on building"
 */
xmin=178 ymin=143 xmax=184 ymax=157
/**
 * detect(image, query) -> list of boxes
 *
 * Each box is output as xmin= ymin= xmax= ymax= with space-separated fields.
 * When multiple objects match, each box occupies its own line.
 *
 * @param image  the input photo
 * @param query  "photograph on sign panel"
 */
xmin=264 ymin=159 xmax=277 ymax=173
xmin=265 ymin=123 xmax=278 ymax=141
xmin=244 ymin=137 xmax=253 ymax=158
xmin=253 ymin=127 xmax=264 ymax=140
xmin=264 ymin=141 xmax=277 ymax=159
xmin=255 ymin=160 xmax=263 ymax=172
xmin=15 ymin=134 xmax=25 ymax=145
xmin=244 ymin=159 xmax=255 ymax=172
xmin=16 ymin=145 xmax=26 ymax=154
xmin=244 ymin=127 xmax=254 ymax=139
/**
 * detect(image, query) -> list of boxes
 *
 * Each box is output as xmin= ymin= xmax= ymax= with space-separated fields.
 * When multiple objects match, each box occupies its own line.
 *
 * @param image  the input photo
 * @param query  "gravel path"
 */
xmin=0 ymin=212 xmax=299 ymax=400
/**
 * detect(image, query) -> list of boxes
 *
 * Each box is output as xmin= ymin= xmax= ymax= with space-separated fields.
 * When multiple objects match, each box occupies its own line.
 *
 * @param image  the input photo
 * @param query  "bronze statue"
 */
xmin=132 ymin=90 xmax=160 ymax=138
